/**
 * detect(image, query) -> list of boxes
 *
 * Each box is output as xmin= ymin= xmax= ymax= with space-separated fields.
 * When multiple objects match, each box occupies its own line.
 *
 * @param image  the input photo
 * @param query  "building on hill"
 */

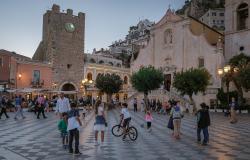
xmin=130 ymin=9 xmax=224 ymax=109
xmin=199 ymin=8 xmax=225 ymax=31
xmin=109 ymin=19 xmax=154 ymax=55
xmin=108 ymin=19 xmax=154 ymax=68
xmin=177 ymin=0 xmax=225 ymax=18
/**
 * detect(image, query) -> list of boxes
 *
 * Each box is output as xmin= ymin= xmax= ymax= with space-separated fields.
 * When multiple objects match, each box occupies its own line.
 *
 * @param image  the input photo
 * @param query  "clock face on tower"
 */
xmin=65 ymin=23 xmax=75 ymax=32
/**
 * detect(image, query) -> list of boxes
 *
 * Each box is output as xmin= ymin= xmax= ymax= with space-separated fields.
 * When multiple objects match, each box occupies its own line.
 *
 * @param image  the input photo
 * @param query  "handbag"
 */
xmin=167 ymin=116 xmax=174 ymax=130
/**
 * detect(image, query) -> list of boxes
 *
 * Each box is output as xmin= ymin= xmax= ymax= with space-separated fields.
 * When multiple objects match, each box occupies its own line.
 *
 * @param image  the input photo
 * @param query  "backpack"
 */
xmin=172 ymin=106 xmax=182 ymax=119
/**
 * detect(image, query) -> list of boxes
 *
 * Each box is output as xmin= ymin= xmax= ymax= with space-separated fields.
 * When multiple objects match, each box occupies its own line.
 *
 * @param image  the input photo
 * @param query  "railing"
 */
xmin=30 ymin=80 xmax=44 ymax=88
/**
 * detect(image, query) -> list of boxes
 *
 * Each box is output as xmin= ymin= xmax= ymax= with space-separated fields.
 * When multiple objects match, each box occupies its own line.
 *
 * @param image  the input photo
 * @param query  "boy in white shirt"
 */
xmin=121 ymin=103 xmax=131 ymax=140
xmin=67 ymin=103 xmax=82 ymax=154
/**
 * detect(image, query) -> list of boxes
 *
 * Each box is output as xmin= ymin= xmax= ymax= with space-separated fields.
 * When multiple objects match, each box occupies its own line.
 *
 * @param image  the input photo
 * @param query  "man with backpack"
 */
xmin=170 ymin=100 xmax=183 ymax=139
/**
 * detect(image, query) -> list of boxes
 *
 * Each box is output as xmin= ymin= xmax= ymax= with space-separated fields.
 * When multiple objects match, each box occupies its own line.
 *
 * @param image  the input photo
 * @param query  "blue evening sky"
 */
xmin=0 ymin=0 xmax=186 ymax=58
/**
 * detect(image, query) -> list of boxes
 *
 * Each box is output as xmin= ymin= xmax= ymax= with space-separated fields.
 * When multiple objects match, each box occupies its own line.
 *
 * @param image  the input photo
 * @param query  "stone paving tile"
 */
xmin=0 ymin=110 xmax=250 ymax=159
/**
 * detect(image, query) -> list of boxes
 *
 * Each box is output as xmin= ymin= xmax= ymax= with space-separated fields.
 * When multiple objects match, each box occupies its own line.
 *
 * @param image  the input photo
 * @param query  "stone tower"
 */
xmin=33 ymin=4 xmax=85 ymax=91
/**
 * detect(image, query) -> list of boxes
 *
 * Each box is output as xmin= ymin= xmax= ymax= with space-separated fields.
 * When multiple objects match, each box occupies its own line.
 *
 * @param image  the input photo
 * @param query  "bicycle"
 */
xmin=111 ymin=118 xmax=138 ymax=141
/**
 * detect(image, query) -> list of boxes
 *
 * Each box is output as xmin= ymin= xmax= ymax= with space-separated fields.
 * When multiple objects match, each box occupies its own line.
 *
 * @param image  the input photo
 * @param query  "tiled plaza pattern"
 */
xmin=0 ymin=109 xmax=250 ymax=160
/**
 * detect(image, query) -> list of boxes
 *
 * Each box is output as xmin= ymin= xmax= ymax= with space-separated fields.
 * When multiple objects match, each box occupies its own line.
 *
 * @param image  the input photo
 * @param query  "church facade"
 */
xmin=131 ymin=9 xmax=224 ymax=108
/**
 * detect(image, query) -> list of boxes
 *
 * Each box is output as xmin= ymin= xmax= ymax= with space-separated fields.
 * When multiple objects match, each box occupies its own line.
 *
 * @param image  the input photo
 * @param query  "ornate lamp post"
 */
xmin=217 ymin=65 xmax=238 ymax=111
xmin=81 ymin=78 xmax=93 ymax=95
xmin=82 ymin=78 xmax=93 ymax=105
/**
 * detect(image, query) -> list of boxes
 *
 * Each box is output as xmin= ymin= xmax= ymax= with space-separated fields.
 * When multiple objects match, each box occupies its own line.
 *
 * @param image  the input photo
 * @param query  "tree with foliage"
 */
xmin=226 ymin=53 xmax=250 ymax=106
xmin=216 ymin=88 xmax=238 ymax=111
xmin=131 ymin=66 xmax=164 ymax=109
xmin=95 ymin=73 xmax=123 ymax=108
xmin=173 ymin=68 xmax=211 ymax=112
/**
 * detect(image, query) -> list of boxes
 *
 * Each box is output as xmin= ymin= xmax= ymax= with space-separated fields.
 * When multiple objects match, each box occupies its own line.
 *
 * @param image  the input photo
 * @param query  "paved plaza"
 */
xmin=0 ymin=109 xmax=250 ymax=160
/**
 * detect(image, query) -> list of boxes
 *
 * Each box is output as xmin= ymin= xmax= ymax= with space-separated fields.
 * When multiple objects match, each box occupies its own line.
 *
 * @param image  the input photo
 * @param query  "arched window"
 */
xmin=117 ymin=63 xmax=121 ymax=67
xmin=96 ymin=73 xmax=102 ymax=79
xmin=99 ymin=60 xmax=104 ymax=64
xmin=87 ymin=73 xmax=92 ymax=81
xmin=164 ymin=29 xmax=173 ymax=44
xmin=124 ymin=76 xmax=128 ymax=84
xmin=90 ymin=58 xmax=96 ymax=63
xmin=237 ymin=3 xmax=249 ymax=30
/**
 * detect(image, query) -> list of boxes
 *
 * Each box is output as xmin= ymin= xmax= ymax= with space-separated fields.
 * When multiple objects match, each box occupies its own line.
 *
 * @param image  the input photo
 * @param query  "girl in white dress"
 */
xmin=94 ymin=100 xmax=106 ymax=146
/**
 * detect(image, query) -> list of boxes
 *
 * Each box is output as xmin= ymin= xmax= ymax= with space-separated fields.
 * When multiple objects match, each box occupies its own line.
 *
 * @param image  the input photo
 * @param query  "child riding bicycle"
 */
xmin=120 ymin=103 xmax=131 ymax=140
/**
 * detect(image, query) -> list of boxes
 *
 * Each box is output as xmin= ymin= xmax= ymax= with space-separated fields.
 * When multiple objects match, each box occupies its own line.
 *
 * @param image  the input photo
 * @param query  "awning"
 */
xmin=48 ymin=90 xmax=78 ymax=94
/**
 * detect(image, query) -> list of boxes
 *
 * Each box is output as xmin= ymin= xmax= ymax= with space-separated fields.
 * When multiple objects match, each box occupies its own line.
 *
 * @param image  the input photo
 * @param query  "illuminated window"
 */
xmin=87 ymin=73 xmax=92 ymax=81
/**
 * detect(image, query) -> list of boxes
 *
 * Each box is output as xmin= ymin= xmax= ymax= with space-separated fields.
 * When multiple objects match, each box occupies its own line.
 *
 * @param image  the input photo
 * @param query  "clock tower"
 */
xmin=33 ymin=4 xmax=85 ymax=92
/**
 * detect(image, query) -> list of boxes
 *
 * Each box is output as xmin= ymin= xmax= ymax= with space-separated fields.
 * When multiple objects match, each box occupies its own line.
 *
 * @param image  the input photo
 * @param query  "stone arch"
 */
xmin=96 ymin=73 xmax=102 ymax=79
xmin=237 ymin=3 xmax=249 ymax=30
xmin=90 ymin=58 xmax=96 ymax=63
xmin=116 ymin=63 xmax=121 ymax=67
xmin=60 ymin=82 xmax=77 ymax=91
xmin=99 ymin=60 xmax=104 ymax=64
xmin=109 ymin=62 xmax=114 ymax=66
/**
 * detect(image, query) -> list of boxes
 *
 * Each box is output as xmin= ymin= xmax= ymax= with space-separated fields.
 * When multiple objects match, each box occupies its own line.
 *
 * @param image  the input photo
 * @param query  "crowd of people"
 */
xmin=131 ymin=96 xmax=240 ymax=146
xmin=0 ymin=92 xmax=241 ymax=155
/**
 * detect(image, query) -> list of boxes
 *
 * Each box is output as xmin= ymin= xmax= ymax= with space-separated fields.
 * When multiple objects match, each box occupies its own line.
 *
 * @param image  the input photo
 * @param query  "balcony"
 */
xmin=30 ymin=80 xmax=44 ymax=88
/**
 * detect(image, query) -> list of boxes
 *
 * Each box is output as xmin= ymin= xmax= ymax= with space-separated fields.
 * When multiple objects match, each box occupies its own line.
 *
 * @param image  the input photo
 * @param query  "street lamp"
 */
xmin=18 ymin=73 xmax=22 ymax=80
xmin=217 ymin=65 xmax=233 ymax=111
xmin=82 ymin=78 xmax=94 ymax=105
xmin=82 ymin=78 xmax=93 ymax=94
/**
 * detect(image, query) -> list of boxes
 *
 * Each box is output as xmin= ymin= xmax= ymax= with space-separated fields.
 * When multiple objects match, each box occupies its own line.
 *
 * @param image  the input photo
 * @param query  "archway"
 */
xmin=60 ymin=83 xmax=77 ymax=100
xmin=61 ymin=83 xmax=76 ymax=91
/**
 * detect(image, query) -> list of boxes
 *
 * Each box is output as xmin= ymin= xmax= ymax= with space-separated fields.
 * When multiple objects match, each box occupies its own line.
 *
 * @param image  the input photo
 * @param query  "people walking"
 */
xmin=93 ymin=100 xmax=106 ymax=146
xmin=141 ymin=99 xmax=145 ymax=112
xmin=36 ymin=95 xmax=47 ymax=119
xmin=67 ymin=102 xmax=82 ymax=154
xmin=0 ymin=96 xmax=9 ymax=119
xmin=133 ymin=98 xmax=137 ymax=112
xmin=58 ymin=112 xmax=68 ymax=149
xmin=145 ymin=110 xmax=153 ymax=132
xmin=170 ymin=101 xmax=183 ymax=139
xmin=14 ymin=95 xmax=25 ymax=120
xmin=230 ymin=97 xmax=238 ymax=124
xmin=197 ymin=103 xmax=211 ymax=145
xmin=56 ymin=93 xmax=71 ymax=119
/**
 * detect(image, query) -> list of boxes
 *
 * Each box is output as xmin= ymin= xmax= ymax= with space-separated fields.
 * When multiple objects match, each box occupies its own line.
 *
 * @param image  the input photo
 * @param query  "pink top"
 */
xmin=37 ymin=96 xmax=45 ymax=105
xmin=145 ymin=114 xmax=153 ymax=122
